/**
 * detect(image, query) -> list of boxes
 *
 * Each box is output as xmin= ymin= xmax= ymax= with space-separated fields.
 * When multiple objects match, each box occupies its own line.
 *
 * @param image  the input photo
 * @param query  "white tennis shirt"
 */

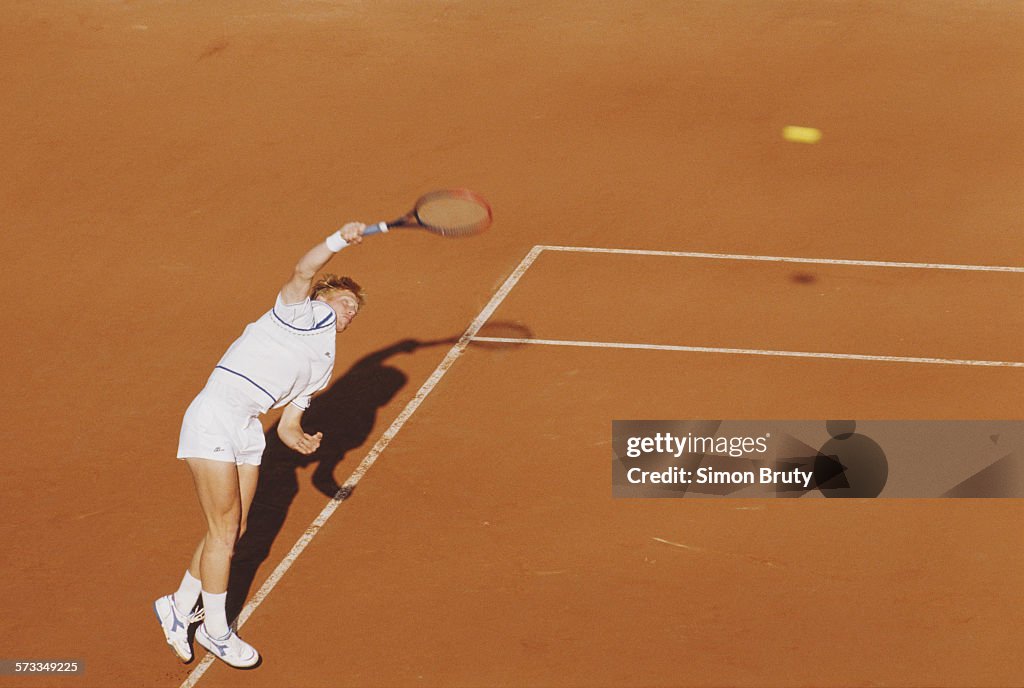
xmin=211 ymin=294 xmax=337 ymax=414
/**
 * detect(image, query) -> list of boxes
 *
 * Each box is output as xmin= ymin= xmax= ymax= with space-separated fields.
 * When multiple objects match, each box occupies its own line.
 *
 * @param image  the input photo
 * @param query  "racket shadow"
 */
xmin=410 ymin=320 xmax=535 ymax=351
xmin=465 ymin=320 xmax=533 ymax=350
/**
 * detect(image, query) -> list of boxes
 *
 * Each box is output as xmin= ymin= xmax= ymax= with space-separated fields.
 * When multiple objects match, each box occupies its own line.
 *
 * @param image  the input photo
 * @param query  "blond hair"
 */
xmin=311 ymin=274 xmax=366 ymax=306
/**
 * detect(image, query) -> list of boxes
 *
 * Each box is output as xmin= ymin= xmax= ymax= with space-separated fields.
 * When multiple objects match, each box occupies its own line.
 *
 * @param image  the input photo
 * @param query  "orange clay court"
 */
xmin=1 ymin=2 xmax=1022 ymax=687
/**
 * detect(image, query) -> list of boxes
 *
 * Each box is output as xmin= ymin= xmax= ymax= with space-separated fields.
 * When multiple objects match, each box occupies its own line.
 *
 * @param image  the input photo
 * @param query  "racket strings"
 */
xmin=415 ymin=192 xmax=491 ymax=236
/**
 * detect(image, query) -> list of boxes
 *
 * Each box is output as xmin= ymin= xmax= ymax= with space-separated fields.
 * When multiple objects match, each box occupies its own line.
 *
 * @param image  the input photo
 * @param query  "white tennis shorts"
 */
xmin=177 ymin=375 xmax=266 ymax=466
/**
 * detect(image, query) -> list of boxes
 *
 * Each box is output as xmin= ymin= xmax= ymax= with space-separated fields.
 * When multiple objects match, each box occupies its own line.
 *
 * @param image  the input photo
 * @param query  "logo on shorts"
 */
xmin=213 ymin=446 xmax=225 ymax=453
xmin=325 ymin=352 xmax=331 ymax=358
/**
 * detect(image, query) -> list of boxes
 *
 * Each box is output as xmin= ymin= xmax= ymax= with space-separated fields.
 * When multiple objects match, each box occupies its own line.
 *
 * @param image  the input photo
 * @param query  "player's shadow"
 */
xmin=225 ymin=336 xmax=450 ymax=623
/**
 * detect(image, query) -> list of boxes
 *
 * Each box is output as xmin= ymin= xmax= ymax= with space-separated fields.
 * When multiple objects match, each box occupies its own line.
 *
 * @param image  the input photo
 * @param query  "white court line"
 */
xmin=179 ymin=246 xmax=546 ymax=688
xmin=470 ymin=337 xmax=1024 ymax=368
xmin=538 ymin=245 xmax=1024 ymax=273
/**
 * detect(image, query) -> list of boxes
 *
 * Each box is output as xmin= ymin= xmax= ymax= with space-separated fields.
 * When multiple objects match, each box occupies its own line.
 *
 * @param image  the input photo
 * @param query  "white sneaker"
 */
xmin=153 ymin=594 xmax=204 ymax=663
xmin=195 ymin=624 xmax=261 ymax=669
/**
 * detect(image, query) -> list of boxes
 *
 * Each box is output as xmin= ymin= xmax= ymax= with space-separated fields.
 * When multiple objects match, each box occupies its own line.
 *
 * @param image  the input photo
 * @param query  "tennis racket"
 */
xmin=362 ymin=188 xmax=492 ymax=240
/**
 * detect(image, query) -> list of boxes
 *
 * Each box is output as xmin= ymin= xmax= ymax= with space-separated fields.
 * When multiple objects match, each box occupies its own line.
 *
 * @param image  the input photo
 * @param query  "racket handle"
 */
xmin=328 ymin=222 xmax=388 ymax=250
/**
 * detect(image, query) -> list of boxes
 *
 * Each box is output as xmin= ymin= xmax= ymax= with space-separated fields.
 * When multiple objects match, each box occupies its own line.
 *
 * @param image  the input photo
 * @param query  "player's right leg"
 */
xmin=185 ymin=457 xmax=240 ymax=598
xmin=156 ymin=382 xmax=260 ymax=667
xmin=184 ymin=457 xmax=260 ymax=668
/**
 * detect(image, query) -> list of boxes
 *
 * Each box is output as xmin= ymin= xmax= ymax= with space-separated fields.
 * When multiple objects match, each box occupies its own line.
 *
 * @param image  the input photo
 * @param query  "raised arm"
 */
xmin=280 ymin=222 xmax=366 ymax=305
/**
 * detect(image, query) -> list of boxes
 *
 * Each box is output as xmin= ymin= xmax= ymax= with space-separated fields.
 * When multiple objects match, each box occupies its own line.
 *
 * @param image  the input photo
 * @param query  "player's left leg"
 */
xmin=237 ymin=464 xmax=259 ymax=539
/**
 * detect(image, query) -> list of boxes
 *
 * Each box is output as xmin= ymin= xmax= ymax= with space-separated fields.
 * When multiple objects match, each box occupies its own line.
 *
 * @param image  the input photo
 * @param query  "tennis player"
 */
xmin=154 ymin=222 xmax=367 ymax=668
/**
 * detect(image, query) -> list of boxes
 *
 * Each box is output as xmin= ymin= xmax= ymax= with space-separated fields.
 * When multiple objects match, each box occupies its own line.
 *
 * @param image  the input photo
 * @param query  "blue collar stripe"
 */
xmin=272 ymin=307 xmax=335 ymax=332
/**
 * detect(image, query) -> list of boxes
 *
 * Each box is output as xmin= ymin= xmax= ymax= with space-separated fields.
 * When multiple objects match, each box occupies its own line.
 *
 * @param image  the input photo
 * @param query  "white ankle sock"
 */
xmin=173 ymin=570 xmax=202 ymax=616
xmin=201 ymin=590 xmax=230 ymax=638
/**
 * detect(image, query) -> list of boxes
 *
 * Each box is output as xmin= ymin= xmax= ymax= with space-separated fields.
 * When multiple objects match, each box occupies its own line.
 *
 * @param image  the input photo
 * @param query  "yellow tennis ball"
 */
xmin=782 ymin=125 xmax=822 ymax=144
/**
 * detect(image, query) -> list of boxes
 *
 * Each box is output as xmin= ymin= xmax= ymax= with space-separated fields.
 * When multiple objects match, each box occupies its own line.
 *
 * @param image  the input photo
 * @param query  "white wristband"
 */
xmin=325 ymin=230 xmax=348 ymax=252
